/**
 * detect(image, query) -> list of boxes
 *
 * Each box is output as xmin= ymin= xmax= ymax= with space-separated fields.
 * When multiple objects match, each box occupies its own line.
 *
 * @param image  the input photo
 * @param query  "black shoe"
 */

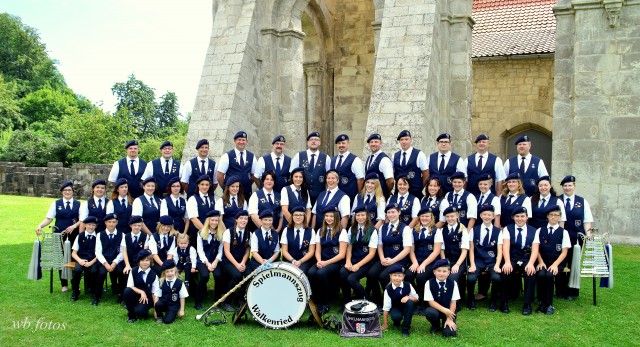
xmin=430 ymin=327 xmax=438 ymax=334
xmin=488 ymin=301 xmax=497 ymax=312
xmin=467 ymin=300 xmax=477 ymax=311
xmin=116 ymin=294 xmax=123 ymax=304
xmin=545 ymin=305 xmax=555 ymax=315
xmin=127 ymin=318 xmax=136 ymax=323
xmin=393 ymin=320 xmax=401 ymax=327
xmin=535 ymin=305 xmax=545 ymax=313
xmin=564 ymin=296 xmax=574 ymax=301
xmin=70 ymin=291 xmax=79 ymax=302
xmin=318 ymin=305 xmax=329 ymax=315
xmin=522 ymin=305 xmax=532 ymax=316
xmin=194 ymin=303 xmax=205 ymax=310
xmin=402 ymin=330 xmax=410 ymax=338
xmin=220 ymin=303 xmax=236 ymax=312
xmin=500 ymin=302 xmax=510 ymax=314
xmin=91 ymin=297 xmax=99 ymax=306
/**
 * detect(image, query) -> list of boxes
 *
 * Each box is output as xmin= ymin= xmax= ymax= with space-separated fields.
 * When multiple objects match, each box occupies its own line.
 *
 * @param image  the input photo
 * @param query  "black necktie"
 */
xmin=237 ymin=231 xmax=243 ymax=244
xmin=296 ymin=189 xmax=301 ymax=201
xmin=399 ymin=196 xmax=405 ymax=208
xmin=165 ymin=160 xmax=170 ymax=175
xmin=358 ymin=227 xmax=363 ymax=242
xmin=516 ymin=227 xmax=523 ymax=248
xmin=175 ymin=199 xmax=180 ymax=209
xmin=364 ymin=194 xmax=371 ymax=205
xmin=294 ymin=229 xmax=301 ymax=247
xmin=97 ymin=198 xmax=102 ymax=210
xmin=477 ymin=195 xmax=484 ymax=206
xmin=366 ymin=154 xmax=374 ymax=170
xmin=519 ymin=157 xmax=526 ymax=175
xmin=453 ymin=193 xmax=459 ymax=206
xmin=395 ymin=286 xmax=402 ymax=296
xmin=130 ymin=160 xmax=136 ymax=176
xmin=149 ymin=197 xmax=156 ymax=208
xmin=326 ymin=228 xmax=332 ymax=241
xmin=483 ymin=227 xmax=490 ymax=246
xmin=420 ymin=227 xmax=426 ymax=240
xmin=121 ymin=198 xmax=126 ymax=207
xmin=66 ymin=201 xmax=71 ymax=210
xmin=275 ymin=157 xmax=281 ymax=174
xmin=200 ymin=160 xmax=206 ymax=174
xmin=565 ymin=197 xmax=571 ymax=212
xmin=478 ymin=155 xmax=483 ymax=169
xmin=438 ymin=281 xmax=445 ymax=296
xmin=540 ymin=198 xmax=546 ymax=208
xmin=310 ymin=154 xmax=316 ymax=169
xmin=507 ymin=194 xmax=514 ymax=205
xmin=204 ymin=195 xmax=210 ymax=208
xmin=439 ymin=154 xmax=445 ymax=172
xmin=426 ymin=197 xmax=432 ymax=207
xmin=167 ymin=280 xmax=172 ymax=288
xmin=239 ymin=152 xmax=245 ymax=167
xmin=549 ymin=227 xmax=554 ymax=236
xmin=449 ymin=227 xmax=454 ymax=234
xmin=163 ymin=235 xmax=167 ymax=248
xmin=337 ymin=155 xmax=344 ymax=168
xmin=109 ymin=233 xmax=114 ymax=241
xmin=133 ymin=235 xmax=138 ymax=245
xmin=402 ymin=152 xmax=407 ymax=168
xmin=267 ymin=193 xmax=273 ymax=205
xmin=232 ymin=197 xmax=237 ymax=208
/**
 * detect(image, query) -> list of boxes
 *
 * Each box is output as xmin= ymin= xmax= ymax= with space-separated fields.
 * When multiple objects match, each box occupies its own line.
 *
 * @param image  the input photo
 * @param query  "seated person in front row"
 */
xmin=381 ymin=264 xmax=419 ymax=338
xmin=124 ymin=250 xmax=158 ymax=323
xmin=153 ymin=259 xmax=188 ymax=324
xmin=70 ymin=216 xmax=100 ymax=304
xmin=424 ymin=258 xmax=459 ymax=337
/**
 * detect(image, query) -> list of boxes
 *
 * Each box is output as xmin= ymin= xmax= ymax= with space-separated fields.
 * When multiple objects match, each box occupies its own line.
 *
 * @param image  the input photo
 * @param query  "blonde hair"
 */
xmin=159 ymin=262 xmax=177 ymax=287
xmin=176 ymin=233 xmax=190 ymax=246
xmin=359 ymin=178 xmax=383 ymax=205
xmin=200 ymin=216 xmax=225 ymax=242
xmin=156 ymin=222 xmax=179 ymax=237
xmin=414 ymin=210 xmax=436 ymax=233
xmin=502 ymin=179 xmax=525 ymax=197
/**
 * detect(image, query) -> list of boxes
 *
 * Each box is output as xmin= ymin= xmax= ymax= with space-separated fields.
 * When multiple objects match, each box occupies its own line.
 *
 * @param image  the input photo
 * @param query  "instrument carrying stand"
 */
xmin=40 ymin=231 xmax=65 ymax=293
xmin=580 ymin=229 xmax=610 ymax=306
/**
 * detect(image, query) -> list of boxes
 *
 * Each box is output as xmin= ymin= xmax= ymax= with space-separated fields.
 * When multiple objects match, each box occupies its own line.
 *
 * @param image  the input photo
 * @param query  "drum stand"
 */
xmin=580 ymin=229 xmax=610 ymax=306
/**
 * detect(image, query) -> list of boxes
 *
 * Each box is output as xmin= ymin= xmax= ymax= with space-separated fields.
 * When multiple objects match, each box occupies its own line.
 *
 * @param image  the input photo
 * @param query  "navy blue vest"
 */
xmin=223 ymin=230 xmax=249 ymax=263
xmin=158 ymin=278 xmax=183 ymax=309
xmin=562 ymin=195 xmax=585 ymax=241
xmin=151 ymin=158 xmax=180 ymax=195
xmin=428 ymin=278 xmax=455 ymax=307
xmin=314 ymin=189 xmax=346 ymax=229
xmin=471 ymin=225 xmax=501 ymax=269
xmin=530 ymin=195 xmax=560 ymax=229
xmin=442 ymin=224 xmax=464 ymax=263
xmin=319 ymin=229 xmax=341 ymax=261
xmin=420 ymin=196 xmax=443 ymax=214
xmin=117 ymin=158 xmax=147 ymax=198
xmin=254 ymin=189 xmax=281 ymax=228
xmin=124 ymin=232 xmax=147 ymax=264
xmin=200 ymin=235 xmax=221 ymax=263
xmin=507 ymin=224 xmax=536 ymax=263
xmin=507 ymin=155 xmax=542 ymax=196
xmin=380 ymin=223 xmax=407 ymax=260
xmin=428 ymin=152 xmax=461 ymax=194
xmin=388 ymin=194 xmax=417 ymax=225
xmin=354 ymin=193 xmax=379 ymax=222
xmin=76 ymin=232 xmax=97 ymax=260
xmin=87 ymin=198 xmax=107 ymax=231
xmin=153 ymin=233 xmax=175 ymax=261
xmin=476 ymin=192 xmax=497 ymax=210
xmin=99 ymin=231 xmax=123 ymax=263
xmin=366 ymin=152 xmax=391 ymax=197
xmin=284 ymin=227 xmax=313 ymax=260
xmin=284 ymin=186 xmax=307 ymax=212
xmin=298 ymin=151 xmax=328 ymax=203
xmin=132 ymin=266 xmax=156 ymax=295
xmin=330 ymin=153 xmax=358 ymax=199
xmin=350 ymin=227 xmax=374 ymax=264
xmin=111 ymin=198 xmax=132 ymax=233
xmin=225 ymin=149 xmax=254 ymax=199
xmin=164 ymin=196 xmax=186 ymax=232
xmin=446 ymin=190 xmax=472 ymax=227
xmin=190 ymin=194 xmax=216 ymax=233
xmin=176 ymin=246 xmax=193 ymax=265
xmin=187 ymin=157 xmax=216 ymax=197
xmin=500 ymin=194 xmax=528 ymax=227
xmin=252 ymin=229 xmax=278 ymax=266
xmin=538 ymin=226 xmax=565 ymax=266
xmin=385 ymin=281 xmax=412 ymax=307
xmin=54 ymin=199 xmax=80 ymax=232
xmin=466 ymin=153 xmax=498 ymax=196
xmin=139 ymin=195 xmax=161 ymax=233
xmin=393 ymin=149 xmax=423 ymax=198
xmin=413 ymin=228 xmax=436 ymax=263
xmin=261 ymin=154 xmax=291 ymax=193
xmin=221 ymin=197 xmax=244 ymax=232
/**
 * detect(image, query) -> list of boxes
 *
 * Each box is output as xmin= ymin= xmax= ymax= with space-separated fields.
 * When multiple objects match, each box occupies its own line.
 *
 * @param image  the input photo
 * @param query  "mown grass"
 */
xmin=1 ymin=195 xmax=639 ymax=346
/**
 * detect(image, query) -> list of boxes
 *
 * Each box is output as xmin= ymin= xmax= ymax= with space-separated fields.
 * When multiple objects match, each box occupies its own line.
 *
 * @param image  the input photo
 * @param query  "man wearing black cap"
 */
xmin=255 ymin=135 xmax=291 ymax=192
xmin=108 ymin=140 xmax=147 ymax=198
xmin=290 ymin=131 xmax=331 ymax=205
xmin=181 ymin=139 xmax=218 ymax=197
xmin=217 ymin=131 xmax=257 ymax=200
xmin=364 ymin=133 xmax=394 ymax=198
xmin=331 ymin=134 xmax=365 ymax=202
xmin=503 ymin=135 xmax=549 ymax=196
xmin=427 ymin=133 xmax=466 ymax=195
xmin=141 ymin=140 xmax=181 ymax=196
xmin=465 ymin=134 xmax=505 ymax=196
xmin=393 ymin=130 xmax=428 ymax=199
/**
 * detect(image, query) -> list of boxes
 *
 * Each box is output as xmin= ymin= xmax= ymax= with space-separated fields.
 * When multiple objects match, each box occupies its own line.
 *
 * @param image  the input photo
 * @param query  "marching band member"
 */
xmin=250 ymin=210 xmax=280 ymax=269
xmin=121 ymin=216 xmax=149 ymax=277
xmin=290 ymin=131 xmax=331 ymax=205
xmin=364 ymin=133 xmax=394 ymax=198
xmin=421 ymin=177 xmax=445 ymax=226
xmin=96 ymin=213 xmax=125 ymax=305
xmin=476 ymin=174 xmax=502 ymax=227
xmin=195 ymin=210 xmax=225 ymax=310
xmin=181 ymin=139 xmax=217 ymax=197
xmin=70 ymin=216 xmax=100 ymax=303
xmin=153 ymin=259 xmax=188 ymax=324
xmin=440 ymin=172 xmax=477 ymax=231
xmin=160 ymin=176 xmax=188 ymax=234
xmin=500 ymin=173 xmax=532 ymax=228
xmin=427 ymin=133 xmax=466 ymax=195
xmin=311 ymin=169 xmax=351 ymax=230
xmin=280 ymin=206 xmax=317 ymax=274
xmin=255 ymin=135 xmax=291 ymax=193
xmin=216 ymin=131 xmax=257 ymax=200
xmin=439 ymin=206 xmax=469 ymax=310
xmin=465 ymin=134 xmax=505 ymax=196
xmin=248 ymin=171 xmax=282 ymax=232
xmin=280 ymin=167 xmax=312 ymax=227
xmin=214 ymin=175 xmax=246 ymax=231
xmin=503 ymin=135 xmax=549 ymax=196
xmin=149 ymin=216 xmax=177 ymax=275
xmin=220 ymin=210 xmax=252 ymax=312
xmin=424 ymin=259 xmax=460 ymax=337
xmin=467 ymin=205 xmax=502 ymax=311
xmin=171 ymin=233 xmax=197 ymax=288
xmin=387 ymin=176 xmax=420 ymax=228
xmin=108 ymin=140 xmax=147 ymax=199
xmin=123 ymin=249 xmax=158 ymax=323
xmin=351 ymin=172 xmax=386 ymax=230
xmin=141 ymin=140 xmax=181 ymax=196
xmin=381 ymin=264 xmax=419 ymax=338
xmin=106 ymin=178 xmax=133 ymax=234
xmin=79 ymin=179 xmax=107 ymax=233
xmin=330 ymin=134 xmax=365 ymax=203
xmin=131 ymin=177 xmax=161 ymax=236
xmin=394 ymin=130 xmax=429 ymax=199
xmin=530 ymin=176 xmax=566 ymax=229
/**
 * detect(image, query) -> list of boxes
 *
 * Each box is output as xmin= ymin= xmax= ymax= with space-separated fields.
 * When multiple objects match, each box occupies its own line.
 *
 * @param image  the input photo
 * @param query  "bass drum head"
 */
xmin=246 ymin=262 xmax=311 ymax=329
xmin=345 ymin=299 xmax=378 ymax=314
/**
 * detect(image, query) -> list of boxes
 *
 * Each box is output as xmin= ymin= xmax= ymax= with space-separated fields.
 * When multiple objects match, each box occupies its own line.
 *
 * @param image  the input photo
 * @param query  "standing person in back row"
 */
xmin=255 ymin=135 xmax=291 ymax=193
xmin=108 ymin=140 xmax=147 ymax=199
xmin=217 ymin=131 xmax=257 ymax=201
xmin=364 ymin=133 xmax=394 ymax=199
xmin=427 ymin=133 xmax=466 ymax=195
xmin=141 ymin=140 xmax=181 ymax=197
xmin=290 ymin=132 xmax=331 ymax=206
xmin=331 ymin=134 xmax=365 ymax=203
xmin=504 ymin=135 xmax=549 ymax=196
xmin=393 ymin=130 xmax=428 ymax=199
xmin=181 ymin=139 xmax=218 ymax=197
xmin=465 ymin=134 xmax=505 ymax=196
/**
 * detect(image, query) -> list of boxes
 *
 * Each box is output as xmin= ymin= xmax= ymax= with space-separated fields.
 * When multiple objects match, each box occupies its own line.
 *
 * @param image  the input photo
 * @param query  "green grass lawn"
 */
xmin=1 ymin=194 xmax=639 ymax=346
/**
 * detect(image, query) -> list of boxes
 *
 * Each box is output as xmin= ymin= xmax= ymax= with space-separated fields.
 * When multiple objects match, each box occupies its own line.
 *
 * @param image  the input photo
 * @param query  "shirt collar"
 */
xmin=106 ymin=229 xmax=117 ymax=236
xmin=448 ymin=223 xmax=458 ymax=230
xmin=328 ymin=187 xmax=339 ymax=194
xmin=391 ymin=282 xmax=404 ymax=289
xmin=439 ymin=150 xmax=451 ymax=157
xmin=271 ymin=152 xmax=283 ymax=160
xmin=127 ymin=156 xmax=139 ymax=161
xmin=453 ymin=188 xmax=465 ymax=195
xmin=94 ymin=196 xmax=104 ymax=203
xmin=144 ymin=193 xmax=154 ymax=199
xmin=402 ymin=147 xmax=413 ymax=155
xmin=338 ymin=151 xmax=351 ymax=157
xmin=138 ymin=267 xmax=150 ymax=274
xmin=85 ymin=231 xmax=96 ymax=237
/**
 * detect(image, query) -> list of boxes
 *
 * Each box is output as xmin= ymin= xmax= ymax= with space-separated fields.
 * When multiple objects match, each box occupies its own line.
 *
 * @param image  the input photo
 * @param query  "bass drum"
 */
xmin=246 ymin=261 xmax=311 ymax=329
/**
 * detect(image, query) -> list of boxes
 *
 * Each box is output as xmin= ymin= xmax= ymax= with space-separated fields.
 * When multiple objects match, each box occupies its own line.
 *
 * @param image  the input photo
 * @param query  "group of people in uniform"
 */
xmin=34 ymin=129 xmax=594 ymax=334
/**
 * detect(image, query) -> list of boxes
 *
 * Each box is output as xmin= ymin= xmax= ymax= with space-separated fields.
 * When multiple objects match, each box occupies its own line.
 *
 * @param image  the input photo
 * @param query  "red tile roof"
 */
xmin=472 ymin=0 xmax=557 ymax=58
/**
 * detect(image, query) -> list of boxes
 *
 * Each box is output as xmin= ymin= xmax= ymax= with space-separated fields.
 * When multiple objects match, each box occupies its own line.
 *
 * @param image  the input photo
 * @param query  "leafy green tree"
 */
xmin=112 ymin=74 xmax=157 ymax=136
xmin=0 ymin=74 xmax=23 ymax=130
xmin=2 ymin=126 xmax=66 ymax=166
xmin=19 ymin=86 xmax=80 ymax=124
xmin=156 ymin=91 xmax=179 ymax=133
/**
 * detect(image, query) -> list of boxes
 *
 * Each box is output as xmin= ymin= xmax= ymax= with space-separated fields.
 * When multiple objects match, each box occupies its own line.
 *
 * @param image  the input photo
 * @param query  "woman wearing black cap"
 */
xmin=281 ymin=167 xmax=312 ymax=227
xmin=386 ymin=176 xmax=420 ymax=228
xmin=160 ymin=176 xmax=188 ymax=234
xmin=220 ymin=210 xmax=252 ymax=311
xmin=500 ymin=173 xmax=532 ymax=228
xmin=132 ymin=177 xmax=162 ymax=236
xmin=421 ymin=177 xmax=446 ymax=227
xmin=529 ymin=176 xmax=565 ymax=230
xmin=106 ymin=178 xmax=133 ymax=233
xmin=351 ymin=173 xmax=386 ymax=230
xmin=248 ymin=171 xmax=283 ymax=233
xmin=215 ymin=175 xmax=247 ymax=232
xmin=35 ymin=181 xmax=81 ymax=293
xmin=79 ymin=179 xmax=108 ymax=233
xmin=187 ymin=175 xmax=217 ymax=247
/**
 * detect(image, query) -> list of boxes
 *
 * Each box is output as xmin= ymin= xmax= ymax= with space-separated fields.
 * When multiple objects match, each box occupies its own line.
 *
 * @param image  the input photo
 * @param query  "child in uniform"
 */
xmin=424 ymin=259 xmax=460 ymax=337
xmin=381 ymin=264 xmax=419 ymax=338
xmin=250 ymin=210 xmax=280 ymax=269
xmin=154 ymin=259 xmax=188 ymax=324
xmin=467 ymin=205 xmax=502 ymax=311
xmin=96 ymin=213 xmax=125 ymax=305
xmin=536 ymin=204 xmax=570 ymax=315
xmin=280 ymin=205 xmax=316 ymax=274
xmin=439 ymin=206 xmax=469 ymax=309
xmin=121 ymin=216 xmax=149 ymax=277
xmin=150 ymin=216 xmax=177 ymax=275
xmin=124 ymin=249 xmax=158 ymax=323
xmin=195 ymin=210 xmax=225 ymax=310
xmin=220 ymin=210 xmax=252 ymax=312
xmin=171 ymin=233 xmax=197 ymax=289
xmin=70 ymin=216 xmax=99 ymax=303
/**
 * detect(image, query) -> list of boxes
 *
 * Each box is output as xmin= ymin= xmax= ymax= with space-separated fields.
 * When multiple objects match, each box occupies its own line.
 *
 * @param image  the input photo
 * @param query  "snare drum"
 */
xmin=246 ymin=261 xmax=311 ymax=329
xmin=340 ymin=300 xmax=382 ymax=338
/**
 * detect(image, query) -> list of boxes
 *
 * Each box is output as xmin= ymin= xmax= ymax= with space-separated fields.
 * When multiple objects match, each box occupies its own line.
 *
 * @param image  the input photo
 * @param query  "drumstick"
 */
xmin=196 ymin=260 xmax=273 ymax=321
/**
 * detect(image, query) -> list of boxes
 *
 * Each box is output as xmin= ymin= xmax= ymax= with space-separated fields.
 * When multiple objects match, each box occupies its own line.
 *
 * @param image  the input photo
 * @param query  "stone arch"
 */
xmin=501 ymin=123 xmax=553 ymax=175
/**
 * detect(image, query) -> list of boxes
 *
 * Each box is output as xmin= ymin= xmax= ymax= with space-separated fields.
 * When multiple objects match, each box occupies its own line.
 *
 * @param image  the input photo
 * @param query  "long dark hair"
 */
xmin=223 ymin=182 xmax=246 ymax=208
xmin=288 ymin=170 xmax=309 ymax=206
xmin=426 ymin=177 xmax=444 ymax=199
xmin=531 ymin=186 xmax=559 ymax=205
xmin=350 ymin=211 xmax=373 ymax=244
xmin=231 ymin=218 xmax=250 ymax=247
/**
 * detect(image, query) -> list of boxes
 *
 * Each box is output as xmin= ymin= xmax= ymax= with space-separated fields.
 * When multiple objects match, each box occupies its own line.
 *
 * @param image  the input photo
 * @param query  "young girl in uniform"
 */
xmin=195 ymin=210 xmax=225 ymax=310
xmin=95 ymin=213 xmax=125 ymax=305
xmin=154 ymin=259 xmax=188 ymax=324
xmin=308 ymin=206 xmax=348 ymax=314
xmin=340 ymin=204 xmax=378 ymax=306
xmin=440 ymin=172 xmax=477 ymax=231
xmin=124 ymin=249 xmax=158 ymax=323
xmin=171 ymin=233 xmax=197 ymax=288
xmin=536 ymin=205 xmax=570 ymax=315
xmin=79 ymin=179 xmax=108 ymax=233
xmin=500 ymin=173 xmax=532 ymax=227
xmin=160 ymin=176 xmax=189 ymax=234
xmin=132 ymin=177 xmax=162 ymax=236
xmin=439 ymin=206 xmax=469 ymax=310
xmin=121 ymin=216 xmax=149 ymax=277
xmin=351 ymin=173 xmax=385 ymax=230
xmin=366 ymin=204 xmax=412 ymax=307
xmin=106 ymin=178 xmax=133 ymax=234
xmin=249 ymin=171 xmax=283 ymax=232
xmin=406 ymin=207 xmax=443 ymax=314
xmin=387 ymin=176 xmax=420 ymax=228
xmin=150 ymin=216 xmax=177 ymax=275
xmin=250 ymin=210 xmax=280 ymax=269
xmin=467 ymin=205 xmax=502 ymax=311
xmin=281 ymin=167 xmax=312 ymax=226
xmin=187 ymin=175 xmax=217 ymax=247
xmin=476 ymin=174 xmax=501 ymax=227
xmin=220 ymin=210 xmax=252 ymax=312
xmin=280 ymin=205 xmax=316 ymax=274
xmin=71 ymin=216 xmax=100 ymax=303
xmin=421 ymin=177 xmax=445 ymax=228
xmin=215 ymin=175 xmax=247 ymax=233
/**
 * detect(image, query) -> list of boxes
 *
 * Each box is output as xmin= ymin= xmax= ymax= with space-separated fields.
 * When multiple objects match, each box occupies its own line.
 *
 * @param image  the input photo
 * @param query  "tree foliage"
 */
xmin=0 ymin=74 xmax=23 ymax=131
xmin=112 ymin=74 xmax=158 ymax=136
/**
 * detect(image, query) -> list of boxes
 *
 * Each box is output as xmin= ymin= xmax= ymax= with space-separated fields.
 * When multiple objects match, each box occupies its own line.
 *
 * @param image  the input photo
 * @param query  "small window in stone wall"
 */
xmin=506 ymin=129 xmax=553 ymax=176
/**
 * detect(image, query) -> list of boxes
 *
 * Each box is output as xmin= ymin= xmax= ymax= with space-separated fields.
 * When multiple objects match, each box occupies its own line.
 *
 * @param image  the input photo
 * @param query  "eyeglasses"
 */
xmin=438 ymin=141 xmax=450 ymax=144
xmin=171 ymin=185 xmax=181 ymax=188
xmin=548 ymin=213 xmax=561 ymax=217
xmin=62 ymin=189 xmax=73 ymax=192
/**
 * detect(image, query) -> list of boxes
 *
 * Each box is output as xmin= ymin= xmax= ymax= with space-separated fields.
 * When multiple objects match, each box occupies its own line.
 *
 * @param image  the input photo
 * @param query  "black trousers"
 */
xmin=308 ymin=261 xmax=344 ymax=306
xmin=339 ymin=261 xmax=374 ymax=304
xmin=195 ymin=262 xmax=225 ymax=305
xmin=154 ymin=300 xmax=179 ymax=324
xmin=367 ymin=260 xmax=409 ymax=306
xmin=537 ymin=266 xmax=563 ymax=307
xmin=97 ymin=262 xmax=125 ymax=299
xmin=404 ymin=264 xmax=435 ymax=303
xmin=390 ymin=300 xmax=416 ymax=333
xmin=71 ymin=262 xmax=99 ymax=295
xmin=177 ymin=262 xmax=194 ymax=285
xmin=467 ymin=265 xmax=501 ymax=302
xmin=500 ymin=260 xmax=535 ymax=305
xmin=424 ymin=307 xmax=457 ymax=337
xmin=221 ymin=261 xmax=253 ymax=304
xmin=123 ymin=287 xmax=153 ymax=319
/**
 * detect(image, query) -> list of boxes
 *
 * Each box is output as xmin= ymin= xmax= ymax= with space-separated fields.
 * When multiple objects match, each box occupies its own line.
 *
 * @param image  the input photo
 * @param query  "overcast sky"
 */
xmin=1 ymin=0 xmax=212 ymax=114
